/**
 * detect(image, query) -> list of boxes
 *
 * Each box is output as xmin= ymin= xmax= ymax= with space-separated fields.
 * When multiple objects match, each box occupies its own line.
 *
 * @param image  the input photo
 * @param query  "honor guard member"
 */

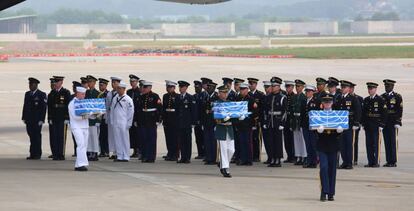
xmin=283 ymin=80 xmax=296 ymax=163
xmin=80 ymin=77 xmax=89 ymax=89
xmin=291 ymin=80 xmax=307 ymax=165
xmin=193 ymin=80 xmax=205 ymax=159
xmin=110 ymin=81 xmax=134 ymax=162
xmin=350 ymin=82 xmax=364 ymax=165
xmin=362 ymin=82 xmax=387 ymax=168
xmin=263 ymin=77 xmax=287 ymax=167
xmin=127 ymin=74 xmax=141 ymax=158
xmin=176 ymin=81 xmax=197 ymax=163
xmin=22 ymin=78 xmax=47 ymax=160
xmin=70 ymin=81 xmax=82 ymax=157
xmin=335 ymin=80 xmax=362 ymax=170
xmin=271 ymin=77 xmax=287 ymax=95
xmin=69 ymin=86 xmax=90 ymax=171
xmin=215 ymin=85 xmax=235 ymax=178
xmin=262 ymin=81 xmax=273 ymax=164
xmin=327 ymin=77 xmax=341 ymax=103
xmin=162 ymin=80 xmax=180 ymax=161
xmin=381 ymin=79 xmax=403 ymax=167
xmin=222 ymin=77 xmax=236 ymax=101
xmin=97 ymin=78 xmax=110 ymax=157
xmin=85 ymin=75 xmax=100 ymax=161
xmin=247 ymin=77 xmax=265 ymax=162
xmin=231 ymin=78 xmax=244 ymax=163
xmin=136 ymin=81 xmax=162 ymax=163
xmin=47 ymin=76 xmax=71 ymax=160
xmin=316 ymin=95 xmax=343 ymax=202
xmin=106 ymin=76 xmax=121 ymax=159
xmin=47 ymin=78 xmax=56 ymax=159
xmin=233 ymin=78 xmax=245 ymax=96
xmin=235 ymin=83 xmax=257 ymax=166
xmin=315 ymin=77 xmax=328 ymax=101
xmin=201 ymin=81 xmax=219 ymax=165
xmin=302 ymin=85 xmax=320 ymax=168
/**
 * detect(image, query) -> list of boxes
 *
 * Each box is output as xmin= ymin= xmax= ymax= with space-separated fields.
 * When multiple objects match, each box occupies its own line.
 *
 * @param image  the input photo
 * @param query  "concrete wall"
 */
xmin=250 ymin=23 xmax=290 ymax=36
xmin=152 ymin=23 xmax=235 ymax=37
xmin=351 ymin=21 xmax=414 ymax=34
xmin=0 ymin=33 xmax=37 ymax=41
xmin=47 ymin=24 xmax=131 ymax=37
xmin=250 ymin=22 xmax=338 ymax=35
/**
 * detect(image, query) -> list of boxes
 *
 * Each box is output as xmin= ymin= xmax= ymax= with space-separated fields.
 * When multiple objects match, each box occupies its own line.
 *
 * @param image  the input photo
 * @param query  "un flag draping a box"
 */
xmin=74 ymin=99 xmax=106 ymax=116
xmin=212 ymin=101 xmax=250 ymax=119
xmin=309 ymin=110 xmax=349 ymax=130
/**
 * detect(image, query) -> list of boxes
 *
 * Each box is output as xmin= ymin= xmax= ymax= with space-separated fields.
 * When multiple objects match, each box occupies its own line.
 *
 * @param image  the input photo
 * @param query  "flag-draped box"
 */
xmin=212 ymin=101 xmax=250 ymax=119
xmin=74 ymin=99 xmax=106 ymax=116
xmin=309 ymin=110 xmax=349 ymax=130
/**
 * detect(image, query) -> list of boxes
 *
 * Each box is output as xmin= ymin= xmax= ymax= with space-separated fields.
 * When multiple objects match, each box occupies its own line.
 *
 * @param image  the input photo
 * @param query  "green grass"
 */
xmin=216 ymin=46 xmax=414 ymax=59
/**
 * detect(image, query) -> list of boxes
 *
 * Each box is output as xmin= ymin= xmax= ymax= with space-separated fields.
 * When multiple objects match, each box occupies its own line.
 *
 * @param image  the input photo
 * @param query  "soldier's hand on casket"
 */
xmin=48 ymin=120 xmax=53 ymax=125
xmin=336 ymin=126 xmax=344 ymax=133
xmin=224 ymin=116 xmax=231 ymax=122
xmin=38 ymin=121 xmax=43 ymax=126
xmin=278 ymin=126 xmax=284 ymax=130
xmin=239 ymin=115 xmax=246 ymax=121
xmin=317 ymin=126 xmax=325 ymax=134
xmin=157 ymin=121 xmax=162 ymax=126
xmin=352 ymin=126 xmax=359 ymax=130
xmin=394 ymin=124 xmax=401 ymax=129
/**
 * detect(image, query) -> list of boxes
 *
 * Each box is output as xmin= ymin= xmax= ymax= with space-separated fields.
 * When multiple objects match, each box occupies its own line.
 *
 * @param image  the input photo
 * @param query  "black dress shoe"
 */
xmin=48 ymin=155 xmax=54 ymax=159
xmin=222 ymin=169 xmax=232 ymax=178
xmin=72 ymin=154 xmax=77 ymax=157
xmin=389 ymin=163 xmax=397 ymax=167
xmin=338 ymin=164 xmax=346 ymax=169
xmin=26 ymin=156 xmax=40 ymax=160
xmin=344 ymin=165 xmax=353 ymax=170
xmin=114 ymin=159 xmax=128 ymax=162
xmin=328 ymin=195 xmax=334 ymax=201
xmin=372 ymin=164 xmax=380 ymax=168
xmin=283 ymin=159 xmax=290 ymax=163
xmin=109 ymin=155 xmax=117 ymax=160
xmin=194 ymin=155 xmax=204 ymax=160
xmin=364 ymin=164 xmax=372 ymax=168
xmin=74 ymin=166 xmax=88 ymax=171
xmin=253 ymin=158 xmax=260 ymax=162
xmin=263 ymin=160 xmax=271 ymax=164
xmin=320 ymin=193 xmax=327 ymax=202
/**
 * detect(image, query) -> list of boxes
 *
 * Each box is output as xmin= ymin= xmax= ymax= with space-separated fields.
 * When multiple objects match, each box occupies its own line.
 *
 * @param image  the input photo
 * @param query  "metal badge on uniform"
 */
xmin=374 ymin=102 xmax=378 ymax=108
xmin=390 ymin=98 xmax=396 ymax=104
xmin=35 ymin=102 xmax=38 ymax=106
xmin=60 ymin=96 xmax=65 ymax=100
xmin=346 ymin=101 xmax=352 ymax=106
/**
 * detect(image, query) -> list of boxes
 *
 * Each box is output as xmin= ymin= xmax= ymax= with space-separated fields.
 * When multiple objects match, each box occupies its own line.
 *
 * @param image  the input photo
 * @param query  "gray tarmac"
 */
xmin=0 ymin=56 xmax=414 ymax=210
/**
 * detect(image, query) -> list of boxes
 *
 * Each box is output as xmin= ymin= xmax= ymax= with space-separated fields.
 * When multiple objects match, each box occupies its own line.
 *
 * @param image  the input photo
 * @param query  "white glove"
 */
xmin=134 ymin=122 xmax=138 ymax=127
xmin=223 ymin=116 xmax=231 ymax=122
xmin=289 ymin=128 xmax=293 ymax=131
xmin=96 ymin=113 xmax=103 ymax=118
xmin=64 ymin=120 xmax=70 ymax=125
xmin=278 ymin=126 xmax=284 ymax=130
xmin=95 ymin=123 xmax=100 ymax=127
xmin=394 ymin=124 xmax=401 ymax=129
xmin=263 ymin=125 xmax=268 ymax=129
xmin=379 ymin=127 xmax=383 ymax=132
xmin=191 ymin=125 xmax=195 ymax=128
xmin=317 ymin=126 xmax=324 ymax=134
xmin=89 ymin=115 xmax=96 ymax=120
xmin=336 ymin=126 xmax=344 ymax=133
xmin=352 ymin=126 xmax=359 ymax=130
xmin=156 ymin=122 xmax=162 ymax=126
xmin=22 ymin=120 xmax=26 ymax=124
xmin=48 ymin=120 xmax=53 ymax=125
xmin=239 ymin=115 xmax=245 ymax=121
xmin=38 ymin=121 xmax=44 ymax=126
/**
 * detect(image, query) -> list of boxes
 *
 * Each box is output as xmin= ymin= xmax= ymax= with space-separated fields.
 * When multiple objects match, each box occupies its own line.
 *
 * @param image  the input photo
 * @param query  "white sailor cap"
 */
xmin=118 ymin=81 xmax=127 ymax=88
xmin=305 ymin=85 xmax=316 ymax=91
xmin=76 ymin=86 xmax=87 ymax=93
xmin=110 ymin=76 xmax=122 ymax=81
xmin=165 ymin=80 xmax=177 ymax=86
xmin=239 ymin=83 xmax=249 ymax=89
xmin=284 ymin=80 xmax=295 ymax=86
xmin=142 ymin=81 xmax=153 ymax=86
xmin=263 ymin=81 xmax=271 ymax=86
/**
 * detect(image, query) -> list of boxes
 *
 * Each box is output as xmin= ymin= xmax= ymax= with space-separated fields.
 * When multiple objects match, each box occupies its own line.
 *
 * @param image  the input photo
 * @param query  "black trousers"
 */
xmin=26 ymin=122 xmax=42 ymax=158
xmin=99 ymin=122 xmax=109 ymax=154
xmin=268 ymin=127 xmax=284 ymax=160
xmin=354 ymin=128 xmax=361 ymax=163
xmin=233 ymin=128 xmax=240 ymax=160
xmin=383 ymin=124 xmax=398 ymax=164
xmin=203 ymin=126 xmax=217 ymax=163
xmin=49 ymin=120 xmax=65 ymax=158
xmin=251 ymin=127 xmax=261 ymax=161
xmin=141 ymin=126 xmax=157 ymax=161
xmin=283 ymin=127 xmax=295 ymax=160
xmin=178 ymin=127 xmax=192 ymax=161
xmin=164 ymin=125 xmax=178 ymax=159
xmin=129 ymin=124 xmax=140 ymax=150
xmin=262 ymin=127 xmax=271 ymax=161
xmin=194 ymin=125 xmax=204 ymax=157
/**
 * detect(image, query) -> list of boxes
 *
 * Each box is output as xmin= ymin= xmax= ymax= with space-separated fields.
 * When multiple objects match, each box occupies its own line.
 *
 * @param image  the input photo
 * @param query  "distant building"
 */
xmin=47 ymin=24 xmax=132 ymax=38
xmin=250 ymin=22 xmax=338 ymax=36
xmin=0 ymin=15 xmax=37 ymax=40
xmin=151 ymin=23 xmax=235 ymax=37
xmin=351 ymin=21 xmax=414 ymax=34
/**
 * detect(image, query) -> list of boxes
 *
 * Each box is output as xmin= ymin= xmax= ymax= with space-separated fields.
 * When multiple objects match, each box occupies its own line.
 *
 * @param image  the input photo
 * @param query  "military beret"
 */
xmin=366 ymin=82 xmax=379 ymax=88
xmin=129 ymin=74 xmax=140 ymax=81
xmin=383 ymin=79 xmax=396 ymax=85
xmin=28 ymin=77 xmax=40 ymax=84
xmin=178 ymin=80 xmax=190 ymax=87
xmin=294 ymin=79 xmax=306 ymax=86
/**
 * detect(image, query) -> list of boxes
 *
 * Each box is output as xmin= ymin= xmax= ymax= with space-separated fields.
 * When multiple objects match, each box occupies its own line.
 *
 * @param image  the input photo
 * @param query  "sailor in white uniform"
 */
xmin=68 ymin=86 xmax=90 ymax=171
xmin=110 ymin=81 xmax=134 ymax=162
xmin=106 ymin=77 xmax=121 ymax=159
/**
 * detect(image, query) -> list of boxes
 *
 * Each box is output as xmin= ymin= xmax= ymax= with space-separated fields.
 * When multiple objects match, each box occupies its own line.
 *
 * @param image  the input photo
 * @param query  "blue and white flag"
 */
xmin=309 ymin=110 xmax=349 ymax=130
xmin=213 ymin=101 xmax=250 ymax=119
xmin=74 ymin=98 xmax=106 ymax=116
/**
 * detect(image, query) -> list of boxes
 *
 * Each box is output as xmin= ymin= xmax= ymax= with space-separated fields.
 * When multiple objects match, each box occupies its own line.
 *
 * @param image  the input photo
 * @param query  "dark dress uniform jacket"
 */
xmin=47 ymin=88 xmax=71 ymax=121
xmin=362 ymin=95 xmax=387 ymax=129
xmin=86 ymin=88 xmax=100 ymax=126
xmin=214 ymin=99 xmax=235 ymax=140
xmin=127 ymin=87 xmax=141 ymax=111
xmin=201 ymin=91 xmax=218 ymax=128
xmin=234 ymin=94 xmax=257 ymax=132
xmin=317 ymin=130 xmax=341 ymax=153
xmin=162 ymin=92 xmax=179 ymax=127
xmin=135 ymin=92 xmax=162 ymax=127
xmin=263 ymin=92 xmax=287 ymax=129
xmin=249 ymin=90 xmax=265 ymax=127
xmin=334 ymin=93 xmax=362 ymax=127
xmin=381 ymin=91 xmax=403 ymax=126
xmin=176 ymin=93 xmax=197 ymax=129
xmin=22 ymin=90 xmax=47 ymax=123
xmin=291 ymin=92 xmax=306 ymax=130
xmin=301 ymin=97 xmax=320 ymax=128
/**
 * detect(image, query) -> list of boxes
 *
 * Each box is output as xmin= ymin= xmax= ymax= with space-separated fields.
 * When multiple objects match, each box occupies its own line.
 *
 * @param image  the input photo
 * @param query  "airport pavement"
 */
xmin=0 ymin=57 xmax=413 ymax=210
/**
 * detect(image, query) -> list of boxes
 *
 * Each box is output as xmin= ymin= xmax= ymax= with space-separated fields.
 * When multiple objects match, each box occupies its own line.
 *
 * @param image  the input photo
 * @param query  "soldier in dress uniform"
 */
xmin=80 ymin=77 xmax=89 ymax=89
xmin=136 ymin=81 xmax=162 ymax=163
xmin=262 ymin=81 xmax=272 ymax=164
xmin=215 ymin=85 xmax=235 ymax=178
xmin=97 ymin=78 xmax=109 ymax=157
xmin=22 ymin=77 xmax=47 ymax=160
xmin=193 ymin=80 xmax=205 ymax=159
xmin=231 ymin=78 xmax=244 ymax=163
xmin=362 ymin=82 xmax=387 ymax=168
xmin=291 ymin=79 xmax=307 ymax=165
xmin=70 ymin=81 xmax=82 ymax=157
xmin=222 ymin=77 xmax=236 ymax=101
xmin=283 ymin=80 xmax=296 ymax=163
xmin=302 ymin=85 xmax=320 ymax=168
xmin=176 ymin=81 xmax=197 ymax=163
xmin=262 ymin=77 xmax=287 ymax=167
xmin=233 ymin=78 xmax=245 ymax=96
xmin=162 ymin=80 xmax=180 ymax=161
xmin=234 ymin=83 xmax=257 ymax=166
xmin=381 ymin=79 xmax=403 ymax=167
xmin=47 ymin=78 xmax=56 ymax=159
xmin=127 ymin=74 xmax=141 ymax=158
xmin=106 ymin=76 xmax=121 ymax=159
xmin=327 ymin=77 xmax=341 ymax=103
xmin=201 ymin=81 xmax=219 ymax=165
xmin=350 ymin=82 xmax=364 ymax=165
xmin=335 ymin=80 xmax=362 ymax=170
xmin=315 ymin=77 xmax=328 ymax=101
xmin=248 ymin=78 xmax=265 ymax=162
xmin=47 ymin=76 xmax=71 ymax=160
xmin=85 ymin=75 xmax=100 ymax=161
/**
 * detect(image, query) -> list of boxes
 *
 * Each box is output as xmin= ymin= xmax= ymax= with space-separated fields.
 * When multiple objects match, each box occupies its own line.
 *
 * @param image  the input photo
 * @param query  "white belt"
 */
xmin=268 ymin=111 xmax=282 ymax=115
xmin=294 ymin=113 xmax=301 ymax=117
xmin=165 ymin=109 xmax=176 ymax=112
xmin=143 ymin=108 xmax=156 ymax=112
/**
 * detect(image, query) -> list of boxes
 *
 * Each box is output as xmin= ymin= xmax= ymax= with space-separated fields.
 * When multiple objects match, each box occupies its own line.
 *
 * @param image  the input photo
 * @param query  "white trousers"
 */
xmin=72 ymin=128 xmax=89 ymax=168
xmin=218 ymin=133 xmax=235 ymax=169
xmin=293 ymin=128 xmax=307 ymax=157
xmin=114 ymin=126 xmax=130 ymax=160
xmin=108 ymin=124 xmax=116 ymax=153
xmin=87 ymin=126 xmax=100 ymax=153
